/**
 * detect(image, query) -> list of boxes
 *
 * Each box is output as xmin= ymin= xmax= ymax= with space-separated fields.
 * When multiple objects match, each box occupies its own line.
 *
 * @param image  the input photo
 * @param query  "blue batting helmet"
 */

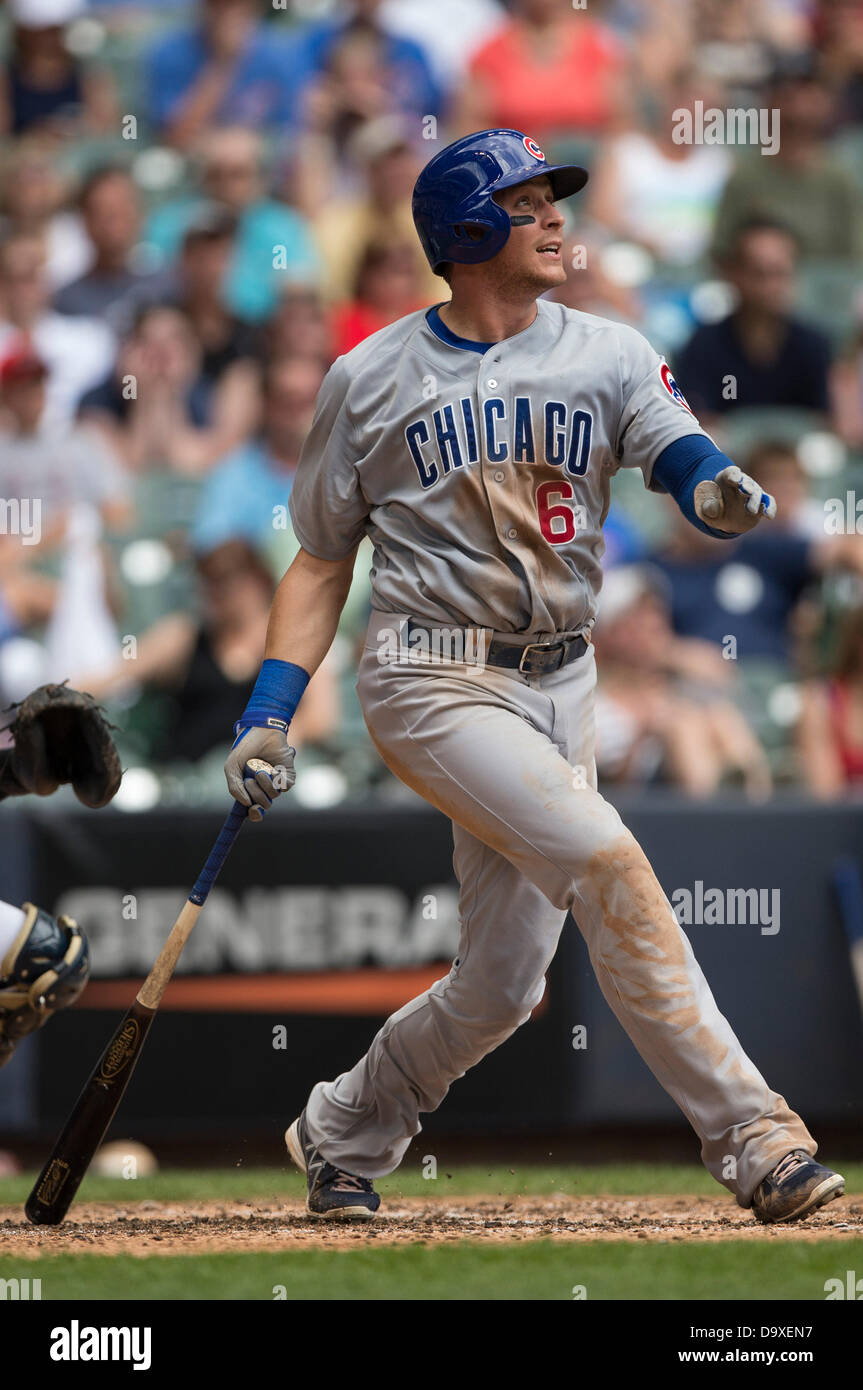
xmin=412 ymin=128 xmax=588 ymax=274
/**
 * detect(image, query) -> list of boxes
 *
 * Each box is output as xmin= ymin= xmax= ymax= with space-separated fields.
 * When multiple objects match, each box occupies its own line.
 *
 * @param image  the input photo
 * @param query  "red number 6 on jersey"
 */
xmin=536 ymin=480 xmax=579 ymax=545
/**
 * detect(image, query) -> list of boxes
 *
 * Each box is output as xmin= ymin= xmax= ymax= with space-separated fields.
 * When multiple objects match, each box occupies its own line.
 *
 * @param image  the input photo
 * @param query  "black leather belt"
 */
xmin=404 ymin=622 xmax=591 ymax=676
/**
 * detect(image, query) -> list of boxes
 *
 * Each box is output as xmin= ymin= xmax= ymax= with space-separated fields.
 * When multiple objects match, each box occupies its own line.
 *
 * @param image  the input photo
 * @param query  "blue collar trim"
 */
xmin=426 ymin=305 xmax=494 ymax=355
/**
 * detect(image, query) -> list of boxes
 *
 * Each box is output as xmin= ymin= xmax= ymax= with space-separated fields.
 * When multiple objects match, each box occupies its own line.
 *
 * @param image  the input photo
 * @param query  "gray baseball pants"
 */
xmin=303 ymin=611 xmax=814 ymax=1205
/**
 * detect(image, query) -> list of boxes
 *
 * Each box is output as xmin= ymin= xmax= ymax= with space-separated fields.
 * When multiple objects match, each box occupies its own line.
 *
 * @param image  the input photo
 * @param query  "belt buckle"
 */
xmin=518 ymin=640 xmax=565 ymax=675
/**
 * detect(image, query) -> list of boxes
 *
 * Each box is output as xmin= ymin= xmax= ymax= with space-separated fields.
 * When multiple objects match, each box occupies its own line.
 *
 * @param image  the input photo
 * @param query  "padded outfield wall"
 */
xmin=1 ymin=797 xmax=861 ymax=1142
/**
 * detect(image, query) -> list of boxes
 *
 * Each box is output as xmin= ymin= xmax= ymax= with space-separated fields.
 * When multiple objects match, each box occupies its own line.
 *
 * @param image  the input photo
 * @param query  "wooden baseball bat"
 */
xmin=25 ymin=772 xmax=266 ymax=1226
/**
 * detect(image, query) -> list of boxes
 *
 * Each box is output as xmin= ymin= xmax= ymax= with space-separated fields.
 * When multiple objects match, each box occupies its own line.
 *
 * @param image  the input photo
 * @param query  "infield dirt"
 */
xmin=1 ymin=1193 xmax=859 ymax=1256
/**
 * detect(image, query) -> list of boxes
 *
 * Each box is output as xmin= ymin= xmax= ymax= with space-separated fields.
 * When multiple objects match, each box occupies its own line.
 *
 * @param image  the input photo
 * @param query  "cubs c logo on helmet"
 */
xmin=660 ymin=363 xmax=695 ymax=416
xmin=523 ymin=136 xmax=545 ymax=161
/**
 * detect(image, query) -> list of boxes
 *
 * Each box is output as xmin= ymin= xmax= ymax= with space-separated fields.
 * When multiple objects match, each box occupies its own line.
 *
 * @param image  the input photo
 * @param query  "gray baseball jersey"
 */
xmin=288 ymin=299 xmax=710 ymax=636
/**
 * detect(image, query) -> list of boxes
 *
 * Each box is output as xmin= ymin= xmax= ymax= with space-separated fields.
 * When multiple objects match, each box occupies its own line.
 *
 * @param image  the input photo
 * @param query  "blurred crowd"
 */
xmin=1 ymin=0 xmax=863 ymax=807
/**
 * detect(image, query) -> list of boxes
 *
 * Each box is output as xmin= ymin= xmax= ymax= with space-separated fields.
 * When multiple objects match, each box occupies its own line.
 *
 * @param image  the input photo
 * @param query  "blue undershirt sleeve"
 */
xmin=651 ymin=434 xmax=739 ymax=540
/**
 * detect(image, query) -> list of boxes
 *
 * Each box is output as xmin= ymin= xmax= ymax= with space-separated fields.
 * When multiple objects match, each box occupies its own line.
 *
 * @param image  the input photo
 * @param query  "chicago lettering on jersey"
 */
xmin=405 ymin=397 xmax=593 ymax=490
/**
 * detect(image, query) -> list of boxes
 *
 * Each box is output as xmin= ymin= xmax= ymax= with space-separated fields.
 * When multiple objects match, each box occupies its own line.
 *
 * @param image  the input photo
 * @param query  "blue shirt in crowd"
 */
xmin=674 ymin=314 xmax=832 ymax=416
xmin=290 ymin=17 xmax=443 ymax=120
xmin=144 ymin=197 xmax=320 ymax=323
xmin=651 ymin=530 xmax=815 ymax=664
xmin=193 ymin=440 xmax=295 ymax=553
xmin=146 ymin=22 xmax=299 ymax=132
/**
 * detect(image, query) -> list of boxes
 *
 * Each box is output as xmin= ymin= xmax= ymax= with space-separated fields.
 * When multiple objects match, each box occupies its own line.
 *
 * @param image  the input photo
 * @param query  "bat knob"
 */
xmin=245 ymin=758 xmax=274 ymax=775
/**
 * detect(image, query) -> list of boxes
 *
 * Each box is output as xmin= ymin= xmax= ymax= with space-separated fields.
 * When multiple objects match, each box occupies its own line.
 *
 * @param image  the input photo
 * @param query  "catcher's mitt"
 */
xmin=0 ymin=682 xmax=122 ymax=808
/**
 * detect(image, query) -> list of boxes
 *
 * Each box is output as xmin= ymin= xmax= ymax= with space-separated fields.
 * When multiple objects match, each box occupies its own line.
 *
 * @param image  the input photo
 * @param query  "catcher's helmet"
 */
xmin=412 ymin=128 xmax=588 ymax=274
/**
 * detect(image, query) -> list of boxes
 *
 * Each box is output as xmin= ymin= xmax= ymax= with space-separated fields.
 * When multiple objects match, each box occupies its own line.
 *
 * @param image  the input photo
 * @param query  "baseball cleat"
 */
xmin=286 ymin=1110 xmax=381 ymax=1219
xmin=751 ymin=1150 xmax=845 ymax=1224
xmin=0 ymin=904 xmax=90 ymax=1068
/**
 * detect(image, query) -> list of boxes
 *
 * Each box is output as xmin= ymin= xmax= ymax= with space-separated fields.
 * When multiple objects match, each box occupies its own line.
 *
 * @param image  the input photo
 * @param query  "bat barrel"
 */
xmin=25 ymin=1002 xmax=156 ymax=1225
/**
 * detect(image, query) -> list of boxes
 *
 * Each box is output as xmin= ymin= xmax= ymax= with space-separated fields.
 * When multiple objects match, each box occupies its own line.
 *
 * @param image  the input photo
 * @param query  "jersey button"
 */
xmin=507 ymin=527 xmax=518 ymax=540
xmin=487 ymin=378 xmax=498 ymax=389
xmin=493 ymin=470 xmax=505 ymax=482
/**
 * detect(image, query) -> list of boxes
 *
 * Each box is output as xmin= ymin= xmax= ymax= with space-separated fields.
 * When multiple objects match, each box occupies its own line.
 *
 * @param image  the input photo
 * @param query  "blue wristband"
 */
xmin=234 ymin=658 xmax=310 ymax=738
xmin=652 ymin=435 xmax=740 ymax=540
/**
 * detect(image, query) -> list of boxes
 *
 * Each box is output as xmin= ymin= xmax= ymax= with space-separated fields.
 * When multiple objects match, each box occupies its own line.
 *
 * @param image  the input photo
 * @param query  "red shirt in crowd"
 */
xmin=468 ymin=18 xmax=625 ymax=137
xmin=332 ymin=301 xmax=425 ymax=356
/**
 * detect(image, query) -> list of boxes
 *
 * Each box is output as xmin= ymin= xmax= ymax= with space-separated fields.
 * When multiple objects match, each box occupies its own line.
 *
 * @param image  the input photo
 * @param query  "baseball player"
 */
xmin=225 ymin=129 xmax=845 ymax=1225
xmin=0 ymin=684 xmax=121 ymax=1067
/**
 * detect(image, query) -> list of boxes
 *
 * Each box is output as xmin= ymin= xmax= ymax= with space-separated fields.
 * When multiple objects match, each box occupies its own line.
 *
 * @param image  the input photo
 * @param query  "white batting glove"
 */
xmin=224 ymin=725 xmax=296 ymax=821
xmin=694 ymin=465 xmax=776 ymax=534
